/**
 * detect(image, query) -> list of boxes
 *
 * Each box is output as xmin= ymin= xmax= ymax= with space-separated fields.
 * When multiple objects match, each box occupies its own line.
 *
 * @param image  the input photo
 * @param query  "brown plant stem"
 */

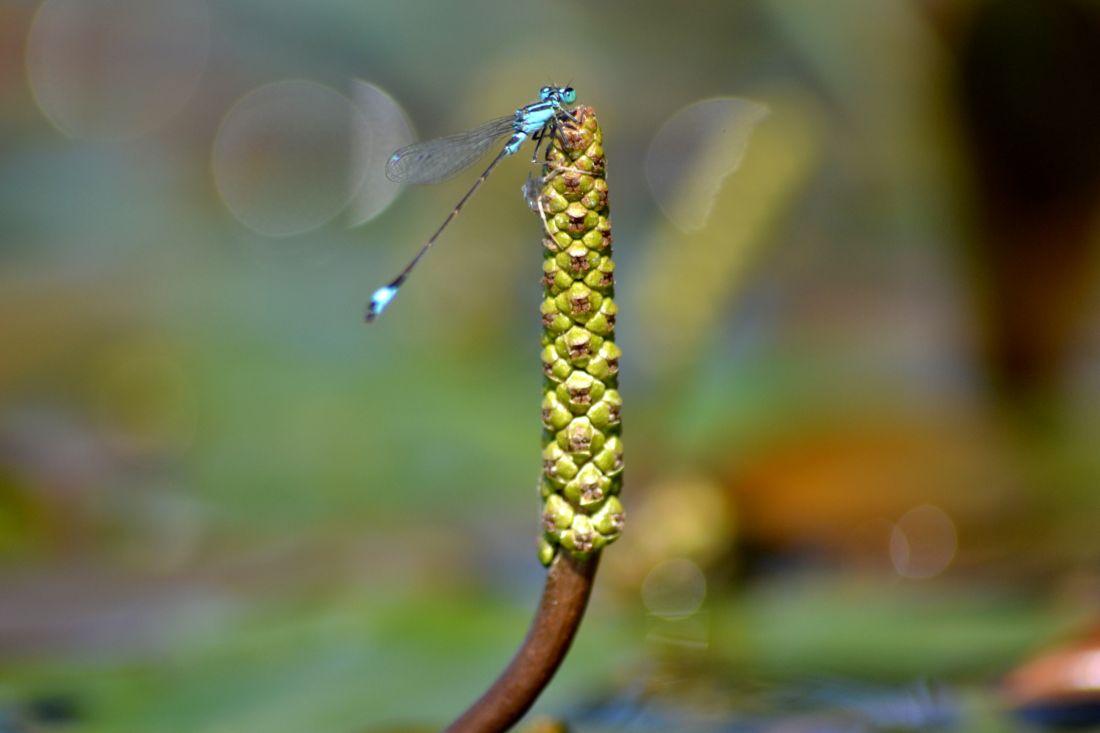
xmin=443 ymin=551 xmax=600 ymax=733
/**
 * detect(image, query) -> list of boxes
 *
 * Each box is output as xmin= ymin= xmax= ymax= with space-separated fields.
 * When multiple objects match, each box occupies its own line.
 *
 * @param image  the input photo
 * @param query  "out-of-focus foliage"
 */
xmin=3 ymin=0 xmax=1100 ymax=731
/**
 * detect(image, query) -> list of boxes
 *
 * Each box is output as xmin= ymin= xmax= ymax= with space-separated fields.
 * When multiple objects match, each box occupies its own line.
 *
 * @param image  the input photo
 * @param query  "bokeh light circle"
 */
xmin=26 ymin=0 xmax=210 ymax=140
xmin=645 ymin=97 xmax=769 ymax=232
xmin=347 ymin=79 xmax=415 ymax=227
xmin=213 ymin=80 xmax=368 ymax=238
xmin=890 ymin=504 xmax=958 ymax=579
xmin=641 ymin=558 xmax=707 ymax=619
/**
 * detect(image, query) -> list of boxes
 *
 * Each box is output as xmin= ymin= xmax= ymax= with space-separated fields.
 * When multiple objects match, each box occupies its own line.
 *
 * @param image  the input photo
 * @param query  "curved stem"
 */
xmin=443 ymin=551 xmax=600 ymax=733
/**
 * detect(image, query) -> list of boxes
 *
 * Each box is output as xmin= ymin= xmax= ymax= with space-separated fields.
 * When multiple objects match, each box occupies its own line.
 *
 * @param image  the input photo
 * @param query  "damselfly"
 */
xmin=365 ymin=85 xmax=578 ymax=322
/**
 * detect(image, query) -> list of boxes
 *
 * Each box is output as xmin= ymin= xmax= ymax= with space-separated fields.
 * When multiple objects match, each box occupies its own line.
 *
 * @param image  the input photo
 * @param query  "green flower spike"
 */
xmin=534 ymin=107 xmax=624 ymax=565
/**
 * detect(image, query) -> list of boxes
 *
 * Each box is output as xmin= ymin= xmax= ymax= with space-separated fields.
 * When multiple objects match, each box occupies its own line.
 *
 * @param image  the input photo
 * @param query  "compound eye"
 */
xmin=539 ymin=86 xmax=553 ymax=101
xmin=562 ymin=87 xmax=576 ymax=104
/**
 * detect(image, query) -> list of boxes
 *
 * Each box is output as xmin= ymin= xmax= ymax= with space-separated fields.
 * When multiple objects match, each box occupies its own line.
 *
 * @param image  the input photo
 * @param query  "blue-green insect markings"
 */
xmin=366 ymin=85 xmax=579 ymax=322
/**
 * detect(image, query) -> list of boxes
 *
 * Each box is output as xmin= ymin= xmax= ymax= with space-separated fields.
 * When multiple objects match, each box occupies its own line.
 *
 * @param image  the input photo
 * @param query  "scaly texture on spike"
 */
xmin=534 ymin=107 xmax=624 ymax=565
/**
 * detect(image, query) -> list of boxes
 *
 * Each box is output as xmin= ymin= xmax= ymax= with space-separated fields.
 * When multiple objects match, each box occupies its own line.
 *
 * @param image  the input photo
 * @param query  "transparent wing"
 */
xmin=385 ymin=115 xmax=517 ymax=184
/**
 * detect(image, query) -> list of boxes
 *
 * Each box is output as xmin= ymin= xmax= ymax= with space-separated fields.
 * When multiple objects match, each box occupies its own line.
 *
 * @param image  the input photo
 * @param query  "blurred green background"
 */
xmin=3 ymin=0 xmax=1100 ymax=731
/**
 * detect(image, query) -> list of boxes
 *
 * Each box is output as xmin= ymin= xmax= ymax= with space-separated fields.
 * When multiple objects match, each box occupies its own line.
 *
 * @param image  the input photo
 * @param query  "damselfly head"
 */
xmin=539 ymin=86 xmax=577 ymax=106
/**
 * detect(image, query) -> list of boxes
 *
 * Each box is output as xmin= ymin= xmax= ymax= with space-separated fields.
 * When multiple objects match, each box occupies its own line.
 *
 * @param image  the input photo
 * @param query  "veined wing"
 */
xmin=385 ymin=115 xmax=517 ymax=184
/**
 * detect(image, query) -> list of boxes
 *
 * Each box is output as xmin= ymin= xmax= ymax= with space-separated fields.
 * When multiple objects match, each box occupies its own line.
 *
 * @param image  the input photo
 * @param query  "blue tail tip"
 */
xmin=365 ymin=285 xmax=399 ymax=322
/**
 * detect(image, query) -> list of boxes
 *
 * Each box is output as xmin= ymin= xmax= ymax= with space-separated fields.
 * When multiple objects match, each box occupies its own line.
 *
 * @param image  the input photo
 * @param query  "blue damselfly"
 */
xmin=365 ymin=85 xmax=578 ymax=322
